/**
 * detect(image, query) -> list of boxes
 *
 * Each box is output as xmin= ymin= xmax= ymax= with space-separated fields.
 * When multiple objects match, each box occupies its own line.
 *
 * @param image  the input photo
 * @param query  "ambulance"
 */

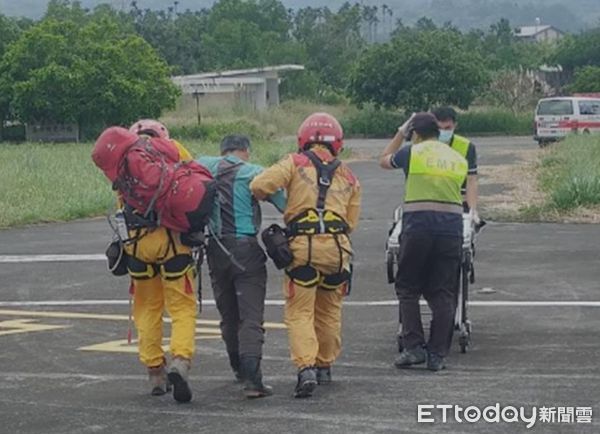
xmin=534 ymin=95 xmax=600 ymax=147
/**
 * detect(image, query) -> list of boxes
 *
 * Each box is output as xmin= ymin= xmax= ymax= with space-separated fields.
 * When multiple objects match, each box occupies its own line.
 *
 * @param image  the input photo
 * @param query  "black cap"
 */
xmin=410 ymin=112 xmax=440 ymax=139
xmin=220 ymin=135 xmax=251 ymax=154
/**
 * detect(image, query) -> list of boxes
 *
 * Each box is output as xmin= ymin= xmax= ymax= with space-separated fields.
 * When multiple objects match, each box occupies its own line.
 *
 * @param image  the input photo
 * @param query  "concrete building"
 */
xmin=515 ymin=25 xmax=564 ymax=43
xmin=172 ymin=65 xmax=305 ymax=112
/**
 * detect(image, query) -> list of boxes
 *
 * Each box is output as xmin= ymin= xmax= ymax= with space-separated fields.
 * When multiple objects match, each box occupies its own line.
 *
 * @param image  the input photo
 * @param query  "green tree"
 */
xmin=552 ymin=29 xmax=600 ymax=73
xmin=465 ymin=19 xmax=550 ymax=71
xmin=44 ymin=0 xmax=89 ymax=24
xmin=0 ymin=17 xmax=179 ymax=136
xmin=568 ymin=66 xmax=600 ymax=93
xmin=349 ymin=28 xmax=489 ymax=111
xmin=131 ymin=7 xmax=209 ymax=75
xmin=0 ymin=15 xmax=21 ymax=59
xmin=202 ymin=0 xmax=300 ymax=69
xmin=293 ymin=3 xmax=365 ymax=93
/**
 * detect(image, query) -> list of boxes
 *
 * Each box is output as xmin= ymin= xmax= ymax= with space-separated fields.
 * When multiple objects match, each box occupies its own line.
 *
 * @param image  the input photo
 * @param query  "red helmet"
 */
xmin=129 ymin=119 xmax=169 ymax=139
xmin=297 ymin=112 xmax=344 ymax=154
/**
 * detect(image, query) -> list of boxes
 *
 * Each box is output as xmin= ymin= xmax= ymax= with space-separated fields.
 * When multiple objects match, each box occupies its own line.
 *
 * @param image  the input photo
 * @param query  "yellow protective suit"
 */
xmin=250 ymin=146 xmax=361 ymax=369
xmin=124 ymin=140 xmax=197 ymax=368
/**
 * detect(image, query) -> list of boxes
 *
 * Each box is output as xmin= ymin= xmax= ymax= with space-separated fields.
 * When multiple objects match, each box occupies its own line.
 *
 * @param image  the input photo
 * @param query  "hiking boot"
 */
xmin=294 ymin=367 xmax=317 ymax=398
xmin=394 ymin=347 xmax=427 ymax=368
xmin=148 ymin=363 xmax=171 ymax=396
xmin=426 ymin=352 xmax=446 ymax=372
xmin=228 ymin=351 xmax=243 ymax=383
xmin=167 ymin=357 xmax=192 ymax=403
xmin=240 ymin=356 xmax=273 ymax=399
xmin=316 ymin=366 xmax=332 ymax=385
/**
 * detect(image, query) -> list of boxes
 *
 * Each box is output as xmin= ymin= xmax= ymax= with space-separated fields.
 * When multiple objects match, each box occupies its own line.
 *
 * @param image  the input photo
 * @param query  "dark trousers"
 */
xmin=207 ymin=236 xmax=267 ymax=358
xmin=395 ymin=232 xmax=461 ymax=357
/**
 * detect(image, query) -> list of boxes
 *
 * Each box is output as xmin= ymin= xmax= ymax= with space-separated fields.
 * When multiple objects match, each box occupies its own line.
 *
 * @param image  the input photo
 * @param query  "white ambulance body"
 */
xmin=534 ymin=96 xmax=600 ymax=146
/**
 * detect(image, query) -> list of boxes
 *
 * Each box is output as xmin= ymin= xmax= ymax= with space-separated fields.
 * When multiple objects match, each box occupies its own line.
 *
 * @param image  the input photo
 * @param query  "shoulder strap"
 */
xmin=216 ymin=159 xmax=244 ymax=179
xmin=116 ymin=137 xmax=167 ymax=219
xmin=304 ymin=151 xmax=341 ymax=210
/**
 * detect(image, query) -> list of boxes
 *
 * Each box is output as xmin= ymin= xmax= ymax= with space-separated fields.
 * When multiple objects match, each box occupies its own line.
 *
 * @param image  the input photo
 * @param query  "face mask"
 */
xmin=438 ymin=129 xmax=454 ymax=144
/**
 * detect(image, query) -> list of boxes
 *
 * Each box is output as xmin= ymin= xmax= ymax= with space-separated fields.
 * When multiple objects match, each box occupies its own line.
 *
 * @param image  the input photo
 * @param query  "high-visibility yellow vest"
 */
xmin=450 ymin=134 xmax=470 ymax=159
xmin=404 ymin=140 xmax=468 ymax=212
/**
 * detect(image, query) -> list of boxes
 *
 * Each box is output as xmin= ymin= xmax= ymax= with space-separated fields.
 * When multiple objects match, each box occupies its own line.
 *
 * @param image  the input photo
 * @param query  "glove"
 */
xmin=397 ymin=113 xmax=416 ymax=138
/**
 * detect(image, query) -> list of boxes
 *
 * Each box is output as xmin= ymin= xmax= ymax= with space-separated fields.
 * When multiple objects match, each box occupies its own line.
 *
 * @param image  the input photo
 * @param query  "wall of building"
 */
xmin=25 ymin=123 xmax=79 ymax=142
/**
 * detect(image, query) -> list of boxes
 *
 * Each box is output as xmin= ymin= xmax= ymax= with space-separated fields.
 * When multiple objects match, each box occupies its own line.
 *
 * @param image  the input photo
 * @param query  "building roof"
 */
xmin=173 ymin=64 xmax=305 ymax=81
xmin=172 ymin=64 xmax=305 ymax=95
xmin=516 ymin=25 xmax=563 ymax=37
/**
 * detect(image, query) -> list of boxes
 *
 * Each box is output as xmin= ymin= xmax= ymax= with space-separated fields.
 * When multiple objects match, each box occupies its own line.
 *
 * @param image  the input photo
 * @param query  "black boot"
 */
xmin=294 ymin=367 xmax=317 ymax=398
xmin=316 ymin=366 xmax=332 ymax=385
xmin=240 ymin=356 xmax=273 ymax=399
xmin=227 ymin=351 xmax=243 ymax=382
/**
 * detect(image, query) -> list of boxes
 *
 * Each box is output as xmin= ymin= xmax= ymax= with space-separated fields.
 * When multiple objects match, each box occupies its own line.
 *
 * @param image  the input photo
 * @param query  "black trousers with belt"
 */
xmin=207 ymin=236 xmax=268 ymax=359
xmin=394 ymin=232 xmax=462 ymax=357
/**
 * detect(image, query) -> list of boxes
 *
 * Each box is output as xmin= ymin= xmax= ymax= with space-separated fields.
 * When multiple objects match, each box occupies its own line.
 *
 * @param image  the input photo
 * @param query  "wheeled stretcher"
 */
xmin=386 ymin=206 xmax=485 ymax=353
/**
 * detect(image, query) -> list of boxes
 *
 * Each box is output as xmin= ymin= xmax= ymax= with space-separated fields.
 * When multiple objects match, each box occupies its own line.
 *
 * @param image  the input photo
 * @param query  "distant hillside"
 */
xmin=1 ymin=0 xmax=599 ymax=31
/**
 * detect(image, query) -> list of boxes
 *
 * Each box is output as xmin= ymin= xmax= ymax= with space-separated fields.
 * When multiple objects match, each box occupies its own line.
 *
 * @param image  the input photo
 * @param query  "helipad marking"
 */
xmin=79 ymin=333 xmax=221 ymax=353
xmin=0 ymin=319 xmax=70 ymax=336
xmin=0 ymin=309 xmax=286 ymax=329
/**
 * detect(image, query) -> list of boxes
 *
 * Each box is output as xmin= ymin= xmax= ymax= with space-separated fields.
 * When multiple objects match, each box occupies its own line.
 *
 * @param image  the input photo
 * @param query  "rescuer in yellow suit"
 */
xmin=251 ymin=113 xmax=361 ymax=398
xmin=125 ymin=119 xmax=197 ymax=403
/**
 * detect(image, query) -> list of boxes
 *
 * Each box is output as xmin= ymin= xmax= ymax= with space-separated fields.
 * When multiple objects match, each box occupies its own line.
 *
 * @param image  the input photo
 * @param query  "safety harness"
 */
xmin=126 ymin=229 xmax=197 ymax=282
xmin=287 ymin=151 xmax=349 ymax=237
xmin=285 ymin=151 xmax=352 ymax=291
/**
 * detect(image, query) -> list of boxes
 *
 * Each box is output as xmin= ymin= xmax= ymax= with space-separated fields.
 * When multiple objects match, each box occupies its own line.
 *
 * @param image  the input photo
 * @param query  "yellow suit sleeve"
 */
xmin=172 ymin=140 xmax=193 ymax=162
xmin=250 ymin=155 xmax=295 ymax=200
xmin=346 ymin=181 xmax=362 ymax=233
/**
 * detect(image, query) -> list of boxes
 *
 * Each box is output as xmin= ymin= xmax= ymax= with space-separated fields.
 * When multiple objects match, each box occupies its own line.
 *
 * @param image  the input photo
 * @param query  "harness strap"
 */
xmin=207 ymin=225 xmax=247 ymax=272
xmin=303 ymin=151 xmax=341 ymax=211
xmin=115 ymin=137 xmax=168 ymax=221
xmin=166 ymin=229 xmax=178 ymax=257
xmin=215 ymin=160 xmax=245 ymax=238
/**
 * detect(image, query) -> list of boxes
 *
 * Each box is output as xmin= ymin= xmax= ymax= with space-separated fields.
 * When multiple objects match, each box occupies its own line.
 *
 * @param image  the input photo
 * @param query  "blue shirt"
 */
xmin=199 ymin=155 xmax=286 ymax=238
xmin=391 ymin=146 xmax=462 ymax=238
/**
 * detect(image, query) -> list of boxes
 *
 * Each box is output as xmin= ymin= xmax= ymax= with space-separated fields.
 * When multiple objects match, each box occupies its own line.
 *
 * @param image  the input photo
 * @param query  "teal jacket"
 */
xmin=198 ymin=155 xmax=286 ymax=238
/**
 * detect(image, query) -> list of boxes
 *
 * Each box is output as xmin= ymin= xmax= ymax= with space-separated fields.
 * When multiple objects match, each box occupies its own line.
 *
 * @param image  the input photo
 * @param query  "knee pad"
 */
xmin=286 ymin=265 xmax=320 ymax=288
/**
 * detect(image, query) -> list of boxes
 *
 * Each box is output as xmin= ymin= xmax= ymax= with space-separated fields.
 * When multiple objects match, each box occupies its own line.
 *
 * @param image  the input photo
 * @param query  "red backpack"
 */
xmin=92 ymin=127 xmax=215 ymax=233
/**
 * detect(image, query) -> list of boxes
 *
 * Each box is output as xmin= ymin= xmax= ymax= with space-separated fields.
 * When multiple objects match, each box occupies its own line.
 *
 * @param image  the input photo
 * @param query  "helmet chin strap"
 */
xmin=303 ymin=142 xmax=337 ymax=155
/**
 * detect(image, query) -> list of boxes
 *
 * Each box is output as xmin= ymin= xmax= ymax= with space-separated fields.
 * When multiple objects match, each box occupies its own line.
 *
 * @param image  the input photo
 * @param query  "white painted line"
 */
xmin=0 ymin=254 xmax=105 ymax=263
xmin=3 ymin=371 xmax=600 ymax=382
xmin=344 ymin=300 xmax=600 ymax=307
xmin=0 ymin=300 xmax=130 ymax=307
xmin=1 ymin=299 xmax=600 ymax=307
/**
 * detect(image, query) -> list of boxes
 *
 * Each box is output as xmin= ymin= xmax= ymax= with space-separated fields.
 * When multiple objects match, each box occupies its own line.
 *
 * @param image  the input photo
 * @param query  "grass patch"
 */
xmin=0 ymin=139 xmax=294 ymax=228
xmin=162 ymin=99 xmax=356 ymax=139
xmin=538 ymin=136 xmax=600 ymax=211
xmin=457 ymin=109 xmax=533 ymax=136
xmin=339 ymin=105 xmax=534 ymax=138
xmin=341 ymin=105 xmax=403 ymax=138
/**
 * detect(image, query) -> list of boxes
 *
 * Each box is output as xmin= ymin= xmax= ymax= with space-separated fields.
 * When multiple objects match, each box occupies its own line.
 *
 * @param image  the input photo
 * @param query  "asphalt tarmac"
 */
xmin=0 ymin=137 xmax=598 ymax=433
